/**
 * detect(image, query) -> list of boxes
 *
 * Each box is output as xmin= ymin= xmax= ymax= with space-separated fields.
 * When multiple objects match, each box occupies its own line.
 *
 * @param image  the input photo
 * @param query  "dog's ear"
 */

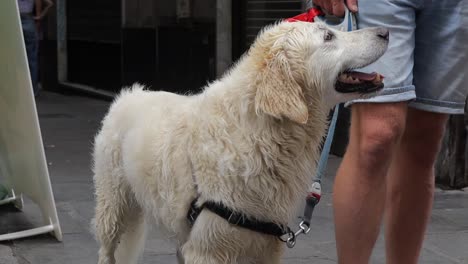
xmin=254 ymin=48 xmax=308 ymax=124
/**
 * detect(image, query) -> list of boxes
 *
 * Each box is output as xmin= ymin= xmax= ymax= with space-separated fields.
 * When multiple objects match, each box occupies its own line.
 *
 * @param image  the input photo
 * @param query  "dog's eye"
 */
xmin=324 ymin=31 xmax=334 ymax=41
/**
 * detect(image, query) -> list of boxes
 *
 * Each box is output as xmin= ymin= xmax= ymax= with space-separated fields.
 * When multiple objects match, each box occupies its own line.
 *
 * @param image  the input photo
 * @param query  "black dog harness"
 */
xmin=187 ymin=197 xmax=293 ymax=239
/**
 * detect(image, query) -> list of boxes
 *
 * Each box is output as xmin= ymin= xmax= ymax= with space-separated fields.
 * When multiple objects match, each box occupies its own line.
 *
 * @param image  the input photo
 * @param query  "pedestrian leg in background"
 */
xmin=21 ymin=15 xmax=39 ymax=96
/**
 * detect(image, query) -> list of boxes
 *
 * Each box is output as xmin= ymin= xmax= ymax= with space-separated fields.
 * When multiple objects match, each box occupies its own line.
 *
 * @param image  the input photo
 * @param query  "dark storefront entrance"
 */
xmin=60 ymin=0 xmax=216 ymax=95
xmin=56 ymin=0 xmax=305 ymax=96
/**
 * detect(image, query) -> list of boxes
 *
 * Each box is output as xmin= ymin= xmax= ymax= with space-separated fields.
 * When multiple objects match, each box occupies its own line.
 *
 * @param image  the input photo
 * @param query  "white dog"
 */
xmin=93 ymin=21 xmax=388 ymax=264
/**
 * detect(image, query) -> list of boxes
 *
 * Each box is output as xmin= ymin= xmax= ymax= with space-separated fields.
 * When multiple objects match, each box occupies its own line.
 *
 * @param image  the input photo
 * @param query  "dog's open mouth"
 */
xmin=335 ymin=71 xmax=384 ymax=94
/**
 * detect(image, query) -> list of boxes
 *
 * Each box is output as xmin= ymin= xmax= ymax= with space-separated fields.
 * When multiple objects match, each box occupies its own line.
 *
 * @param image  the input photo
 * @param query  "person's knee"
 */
xmin=359 ymin=121 xmax=405 ymax=168
xmin=349 ymin=104 xmax=407 ymax=172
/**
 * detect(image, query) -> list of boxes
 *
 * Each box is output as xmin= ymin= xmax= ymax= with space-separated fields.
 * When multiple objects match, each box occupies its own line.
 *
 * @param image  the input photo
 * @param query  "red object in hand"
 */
xmin=285 ymin=8 xmax=324 ymax=23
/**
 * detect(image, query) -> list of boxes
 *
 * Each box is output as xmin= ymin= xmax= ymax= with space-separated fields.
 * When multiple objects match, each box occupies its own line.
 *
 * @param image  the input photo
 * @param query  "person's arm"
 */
xmin=33 ymin=0 xmax=53 ymax=20
xmin=312 ymin=0 xmax=358 ymax=17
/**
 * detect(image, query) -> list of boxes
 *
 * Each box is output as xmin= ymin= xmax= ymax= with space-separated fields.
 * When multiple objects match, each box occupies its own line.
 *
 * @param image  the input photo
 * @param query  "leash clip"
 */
xmin=285 ymin=229 xmax=296 ymax=248
xmin=299 ymin=221 xmax=311 ymax=234
xmin=283 ymin=221 xmax=311 ymax=248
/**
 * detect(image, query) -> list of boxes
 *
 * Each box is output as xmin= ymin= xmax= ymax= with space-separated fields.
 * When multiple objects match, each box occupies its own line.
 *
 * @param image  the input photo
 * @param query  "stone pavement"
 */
xmin=1 ymin=91 xmax=468 ymax=264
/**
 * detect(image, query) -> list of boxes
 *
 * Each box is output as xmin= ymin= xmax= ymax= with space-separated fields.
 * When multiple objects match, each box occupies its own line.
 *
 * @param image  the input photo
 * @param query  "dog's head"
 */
xmin=251 ymin=21 xmax=389 ymax=124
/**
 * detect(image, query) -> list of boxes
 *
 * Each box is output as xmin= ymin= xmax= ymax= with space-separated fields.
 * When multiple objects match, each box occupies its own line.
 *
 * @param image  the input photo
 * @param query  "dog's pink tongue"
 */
xmin=348 ymin=71 xmax=379 ymax=81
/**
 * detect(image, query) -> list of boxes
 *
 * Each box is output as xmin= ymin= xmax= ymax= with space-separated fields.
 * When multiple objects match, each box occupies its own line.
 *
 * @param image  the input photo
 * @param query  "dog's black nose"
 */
xmin=377 ymin=27 xmax=389 ymax=41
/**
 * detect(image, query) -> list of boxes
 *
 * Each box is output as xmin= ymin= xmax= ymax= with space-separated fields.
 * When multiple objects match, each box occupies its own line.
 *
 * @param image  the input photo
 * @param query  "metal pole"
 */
xmin=56 ymin=0 xmax=67 ymax=83
xmin=216 ymin=0 xmax=232 ymax=77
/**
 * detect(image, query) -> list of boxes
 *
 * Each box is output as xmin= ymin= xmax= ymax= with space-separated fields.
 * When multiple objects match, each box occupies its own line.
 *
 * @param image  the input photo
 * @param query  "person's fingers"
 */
xmin=313 ymin=0 xmax=323 ymax=7
xmin=331 ymin=0 xmax=345 ymax=17
xmin=313 ymin=0 xmax=350 ymax=17
xmin=314 ymin=0 xmax=333 ymax=16
xmin=346 ymin=0 xmax=359 ymax=12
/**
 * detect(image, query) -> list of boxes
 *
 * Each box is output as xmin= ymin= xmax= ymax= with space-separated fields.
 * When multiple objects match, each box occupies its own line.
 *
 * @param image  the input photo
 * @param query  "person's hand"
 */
xmin=313 ymin=0 xmax=358 ymax=17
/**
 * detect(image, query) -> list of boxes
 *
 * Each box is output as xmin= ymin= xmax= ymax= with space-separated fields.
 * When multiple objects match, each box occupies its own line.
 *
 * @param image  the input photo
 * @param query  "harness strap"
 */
xmin=187 ymin=198 xmax=290 ymax=238
xmin=187 ymin=198 xmax=203 ymax=226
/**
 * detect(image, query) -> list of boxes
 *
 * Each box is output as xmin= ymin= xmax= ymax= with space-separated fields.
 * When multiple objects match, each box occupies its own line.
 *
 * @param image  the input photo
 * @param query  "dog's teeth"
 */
xmin=339 ymin=74 xmax=348 ymax=82
xmin=373 ymin=74 xmax=382 ymax=84
xmin=348 ymin=75 xmax=361 ymax=84
xmin=339 ymin=73 xmax=365 ymax=84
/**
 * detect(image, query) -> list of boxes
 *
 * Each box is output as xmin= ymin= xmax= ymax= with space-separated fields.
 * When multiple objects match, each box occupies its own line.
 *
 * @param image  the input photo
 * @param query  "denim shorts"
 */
xmin=347 ymin=0 xmax=468 ymax=114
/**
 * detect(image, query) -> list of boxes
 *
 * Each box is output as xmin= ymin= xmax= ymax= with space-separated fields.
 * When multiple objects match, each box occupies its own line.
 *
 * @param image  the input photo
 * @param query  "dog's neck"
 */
xmin=202 ymin=52 xmax=329 ymax=143
xmin=195 ymin=54 xmax=330 ymax=223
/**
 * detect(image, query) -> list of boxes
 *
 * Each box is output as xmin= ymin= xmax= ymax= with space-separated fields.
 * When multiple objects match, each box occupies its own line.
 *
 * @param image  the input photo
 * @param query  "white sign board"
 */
xmin=0 ymin=0 xmax=62 ymax=241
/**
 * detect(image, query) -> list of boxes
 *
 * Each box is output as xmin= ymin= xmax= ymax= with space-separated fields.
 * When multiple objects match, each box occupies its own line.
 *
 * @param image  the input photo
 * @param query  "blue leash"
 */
xmin=316 ymin=106 xmax=340 ymax=183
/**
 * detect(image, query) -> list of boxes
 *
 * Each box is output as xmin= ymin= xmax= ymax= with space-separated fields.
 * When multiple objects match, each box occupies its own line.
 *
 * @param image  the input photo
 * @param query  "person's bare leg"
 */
xmin=385 ymin=108 xmax=448 ymax=264
xmin=333 ymin=102 xmax=407 ymax=264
